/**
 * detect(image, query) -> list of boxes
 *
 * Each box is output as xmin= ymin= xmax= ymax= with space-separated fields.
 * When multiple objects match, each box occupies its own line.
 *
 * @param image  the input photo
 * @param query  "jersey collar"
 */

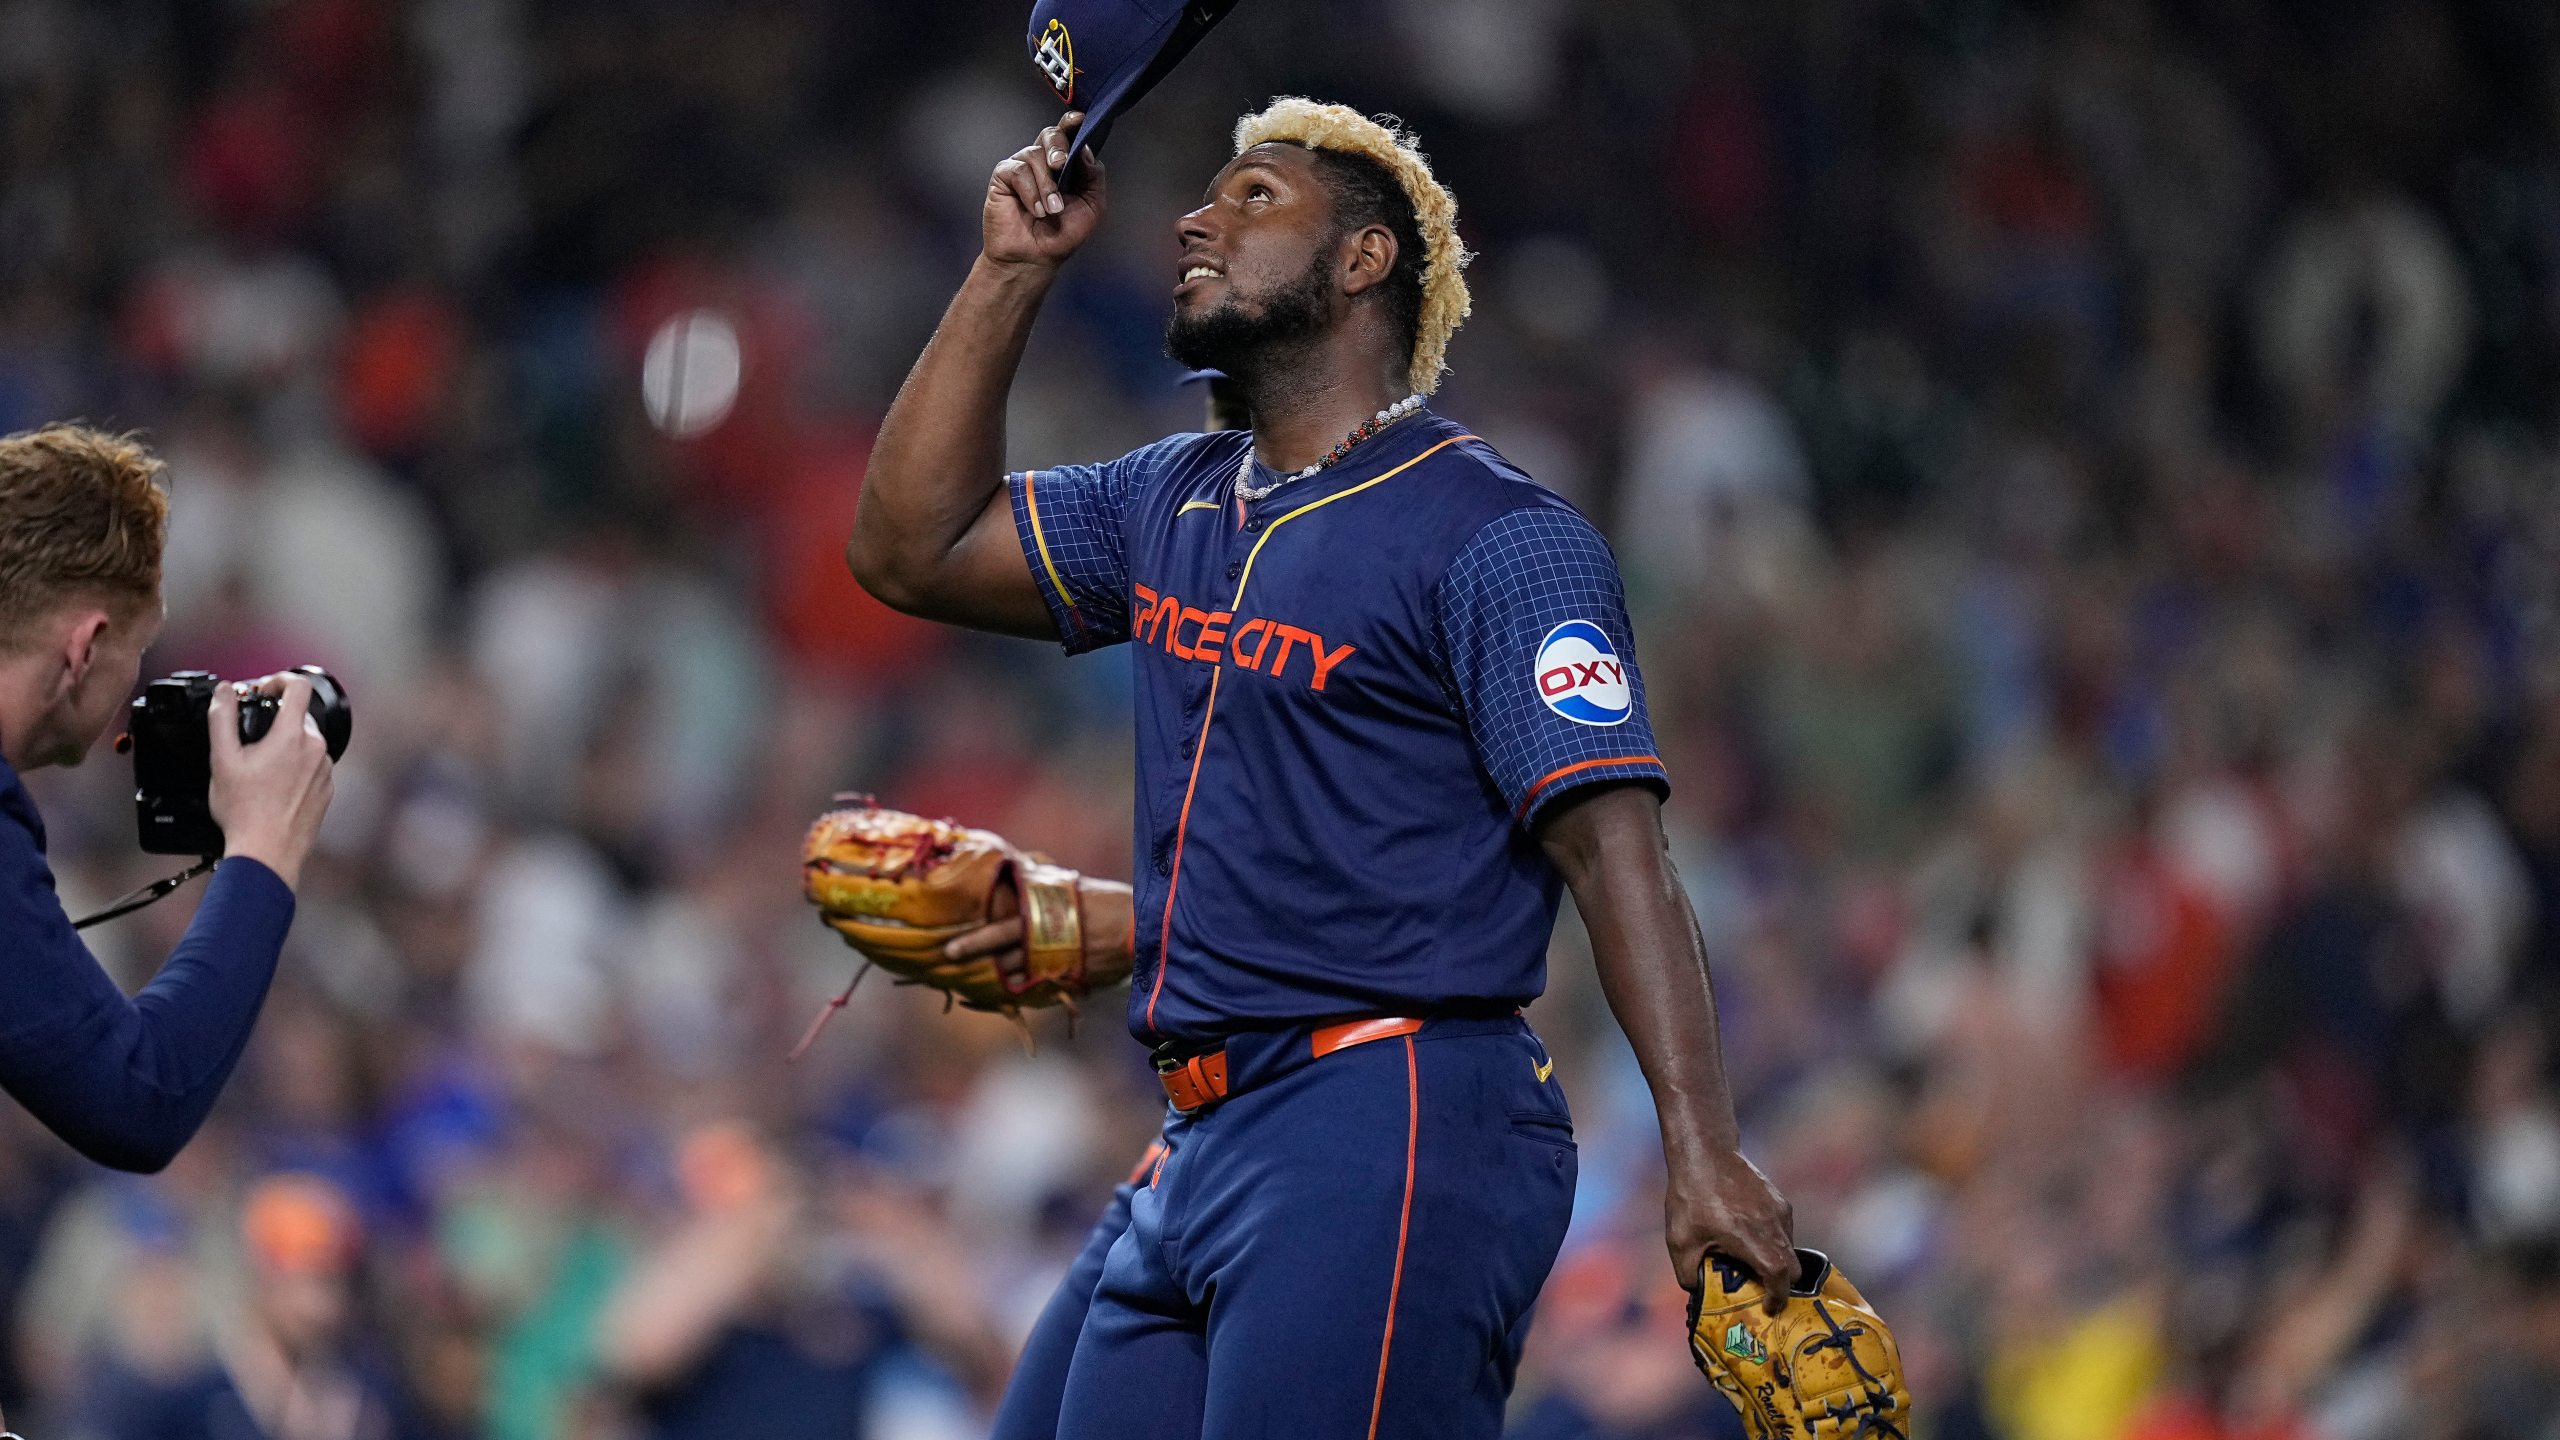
xmin=1233 ymin=408 xmax=1454 ymax=512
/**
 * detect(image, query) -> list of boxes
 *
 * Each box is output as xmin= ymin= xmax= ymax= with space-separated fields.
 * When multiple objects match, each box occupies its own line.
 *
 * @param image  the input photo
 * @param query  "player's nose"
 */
xmin=1177 ymin=204 xmax=1217 ymax=247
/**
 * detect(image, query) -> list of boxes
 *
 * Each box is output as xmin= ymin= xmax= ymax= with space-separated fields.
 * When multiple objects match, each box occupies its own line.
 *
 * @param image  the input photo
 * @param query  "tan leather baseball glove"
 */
xmin=1690 ymin=1248 xmax=1910 ymax=1440
xmin=796 ymin=798 xmax=1132 ymax=1048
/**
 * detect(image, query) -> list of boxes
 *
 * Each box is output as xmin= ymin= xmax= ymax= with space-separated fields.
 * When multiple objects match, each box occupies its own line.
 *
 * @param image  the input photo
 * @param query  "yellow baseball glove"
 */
xmin=797 ymin=798 xmax=1130 ymax=1044
xmin=1690 ymin=1248 xmax=1910 ymax=1440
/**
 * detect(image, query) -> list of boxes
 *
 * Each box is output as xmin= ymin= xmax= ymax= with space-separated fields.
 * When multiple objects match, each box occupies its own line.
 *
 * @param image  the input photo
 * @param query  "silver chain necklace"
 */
xmin=1232 ymin=394 xmax=1425 ymax=503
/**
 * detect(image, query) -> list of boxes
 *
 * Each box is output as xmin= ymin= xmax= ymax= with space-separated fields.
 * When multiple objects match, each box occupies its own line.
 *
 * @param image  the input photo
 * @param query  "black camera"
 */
xmin=125 ymin=667 xmax=352 ymax=856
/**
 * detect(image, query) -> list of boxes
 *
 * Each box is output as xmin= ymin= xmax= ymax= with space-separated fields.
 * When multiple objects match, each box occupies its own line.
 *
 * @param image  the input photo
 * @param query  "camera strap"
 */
xmin=70 ymin=857 xmax=220 ymax=931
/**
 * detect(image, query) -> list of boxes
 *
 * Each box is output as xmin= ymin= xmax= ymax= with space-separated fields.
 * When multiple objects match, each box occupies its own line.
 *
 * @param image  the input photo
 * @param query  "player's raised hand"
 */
xmin=985 ymin=113 xmax=1108 ymax=270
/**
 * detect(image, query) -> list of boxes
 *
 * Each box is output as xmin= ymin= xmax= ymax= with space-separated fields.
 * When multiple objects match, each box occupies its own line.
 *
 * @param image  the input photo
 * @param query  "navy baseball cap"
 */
xmin=1028 ymin=0 xmax=1241 ymax=176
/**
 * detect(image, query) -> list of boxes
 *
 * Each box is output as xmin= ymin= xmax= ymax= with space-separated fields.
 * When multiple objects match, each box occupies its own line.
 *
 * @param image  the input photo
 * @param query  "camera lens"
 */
xmin=294 ymin=666 xmax=353 ymax=760
xmin=235 ymin=667 xmax=352 ymax=757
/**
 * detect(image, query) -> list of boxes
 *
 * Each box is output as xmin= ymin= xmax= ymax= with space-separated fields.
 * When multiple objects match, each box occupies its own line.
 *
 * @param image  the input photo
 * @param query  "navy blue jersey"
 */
xmin=1008 ymin=411 xmax=1667 ymax=1044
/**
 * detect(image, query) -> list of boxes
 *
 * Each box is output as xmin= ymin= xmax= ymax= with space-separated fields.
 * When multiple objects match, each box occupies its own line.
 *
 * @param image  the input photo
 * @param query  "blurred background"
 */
xmin=2 ymin=0 xmax=2558 ymax=1435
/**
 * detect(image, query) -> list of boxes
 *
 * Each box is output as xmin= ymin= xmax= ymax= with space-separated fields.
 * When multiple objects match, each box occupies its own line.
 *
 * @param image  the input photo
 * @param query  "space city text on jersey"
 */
xmin=1129 ymin=583 xmax=1356 ymax=692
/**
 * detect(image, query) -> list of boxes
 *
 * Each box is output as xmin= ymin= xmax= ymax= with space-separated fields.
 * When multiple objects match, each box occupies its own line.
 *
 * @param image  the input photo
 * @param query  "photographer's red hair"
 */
xmin=0 ymin=425 xmax=167 ymax=649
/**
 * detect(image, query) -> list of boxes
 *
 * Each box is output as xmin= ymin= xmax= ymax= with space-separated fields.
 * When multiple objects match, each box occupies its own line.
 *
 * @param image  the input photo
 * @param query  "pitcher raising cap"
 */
xmin=846 ymin=97 xmax=1796 ymax=1436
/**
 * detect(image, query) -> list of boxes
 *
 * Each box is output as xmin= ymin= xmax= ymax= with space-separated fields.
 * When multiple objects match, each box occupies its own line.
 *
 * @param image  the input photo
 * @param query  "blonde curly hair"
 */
xmin=1232 ymin=98 xmax=1472 ymax=396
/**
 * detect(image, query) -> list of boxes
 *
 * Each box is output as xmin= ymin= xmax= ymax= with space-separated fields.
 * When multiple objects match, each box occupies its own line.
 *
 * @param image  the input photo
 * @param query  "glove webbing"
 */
xmin=1807 ymin=1298 xmax=1905 ymax=1440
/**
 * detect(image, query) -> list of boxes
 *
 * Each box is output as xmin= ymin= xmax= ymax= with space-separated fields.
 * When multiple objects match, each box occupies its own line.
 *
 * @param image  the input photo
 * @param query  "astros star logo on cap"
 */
xmin=1035 ymin=18 xmax=1077 ymax=103
xmin=1024 ymin=0 xmax=1241 ymax=170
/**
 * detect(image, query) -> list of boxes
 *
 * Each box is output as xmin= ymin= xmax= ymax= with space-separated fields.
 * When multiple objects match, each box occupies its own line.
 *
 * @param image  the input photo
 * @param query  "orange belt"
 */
xmin=1155 ymin=1016 xmax=1428 ymax=1114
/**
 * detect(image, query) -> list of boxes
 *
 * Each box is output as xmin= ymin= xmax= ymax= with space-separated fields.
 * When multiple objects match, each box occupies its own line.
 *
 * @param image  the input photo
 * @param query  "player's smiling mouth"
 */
xmin=1175 ymin=255 xmax=1225 ymax=296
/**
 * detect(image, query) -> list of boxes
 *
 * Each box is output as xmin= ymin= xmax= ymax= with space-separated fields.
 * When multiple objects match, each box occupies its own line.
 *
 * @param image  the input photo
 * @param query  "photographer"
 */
xmin=0 ymin=426 xmax=333 ymax=1173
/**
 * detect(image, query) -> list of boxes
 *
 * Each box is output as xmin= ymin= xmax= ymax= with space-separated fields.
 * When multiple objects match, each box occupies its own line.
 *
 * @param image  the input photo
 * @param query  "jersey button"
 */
xmin=1225 ymin=563 xmax=1241 ymax=580
xmin=1181 ymin=735 xmax=1197 ymax=759
xmin=1245 ymin=518 xmax=1264 ymax=532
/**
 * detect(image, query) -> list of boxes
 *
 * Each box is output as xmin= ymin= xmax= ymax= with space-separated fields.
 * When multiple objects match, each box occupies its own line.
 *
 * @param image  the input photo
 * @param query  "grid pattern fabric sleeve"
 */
xmin=1433 ymin=503 xmax=1670 ymax=830
xmin=1007 ymin=437 xmax=1187 ymax=655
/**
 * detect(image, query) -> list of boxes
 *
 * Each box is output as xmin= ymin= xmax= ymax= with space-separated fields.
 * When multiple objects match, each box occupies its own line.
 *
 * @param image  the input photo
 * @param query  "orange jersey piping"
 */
xmin=1515 ymin=754 xmax=1664 ymax=822
xmin=1147 ymin=667 xmax=1221 ymax=1033
xmin=1365 ymin=1035 xmax=1421 ymax=1440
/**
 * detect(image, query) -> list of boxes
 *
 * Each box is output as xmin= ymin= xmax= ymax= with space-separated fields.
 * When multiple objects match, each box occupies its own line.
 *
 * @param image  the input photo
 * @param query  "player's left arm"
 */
xmin=1535 ymin=784 xmax=1798 ymax=1305
xmin=1435 ymin=498 xmax=1794 ymax=1301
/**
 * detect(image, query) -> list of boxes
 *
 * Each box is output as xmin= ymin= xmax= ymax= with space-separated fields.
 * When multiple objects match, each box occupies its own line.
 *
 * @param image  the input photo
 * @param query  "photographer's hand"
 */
xmin=208 ymin=675 xmax=334 ymax=890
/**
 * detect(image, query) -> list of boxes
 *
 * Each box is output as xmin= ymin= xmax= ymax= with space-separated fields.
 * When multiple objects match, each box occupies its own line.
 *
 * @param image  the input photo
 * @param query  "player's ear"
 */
xmin=1340 ymin=223 xmax=1398 ymax=299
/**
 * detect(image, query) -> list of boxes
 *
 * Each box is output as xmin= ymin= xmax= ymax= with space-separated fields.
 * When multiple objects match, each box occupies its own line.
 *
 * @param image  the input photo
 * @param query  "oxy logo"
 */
xmin=1033 ymin=19 xmax=1076 ymax=102
xmin=1533 ymin=620 xmax=1631 ymax=725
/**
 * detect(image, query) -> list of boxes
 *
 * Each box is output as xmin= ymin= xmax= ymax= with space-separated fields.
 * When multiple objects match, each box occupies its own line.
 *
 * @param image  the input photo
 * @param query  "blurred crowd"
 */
xmin=4 ymin=0 xmax=2560 ymax=1436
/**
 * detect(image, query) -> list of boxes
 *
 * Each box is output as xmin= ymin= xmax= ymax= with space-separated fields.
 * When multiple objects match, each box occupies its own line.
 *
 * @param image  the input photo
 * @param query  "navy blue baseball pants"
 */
xmin=1006 ymin=1015 xmax=1578 ymax=1439
xmin=990 ymin=1141 xmax=1159 ymax=1440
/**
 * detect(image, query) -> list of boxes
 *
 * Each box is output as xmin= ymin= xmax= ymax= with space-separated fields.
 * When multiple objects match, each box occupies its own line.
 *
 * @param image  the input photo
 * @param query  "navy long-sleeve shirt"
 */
xmin=0 ymin=755 xmax=294 ymax=1172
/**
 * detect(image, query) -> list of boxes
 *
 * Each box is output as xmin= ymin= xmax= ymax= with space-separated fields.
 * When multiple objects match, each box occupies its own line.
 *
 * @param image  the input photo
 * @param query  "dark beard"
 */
xmin=1163 ymin=251 xmax=1333 ymax=391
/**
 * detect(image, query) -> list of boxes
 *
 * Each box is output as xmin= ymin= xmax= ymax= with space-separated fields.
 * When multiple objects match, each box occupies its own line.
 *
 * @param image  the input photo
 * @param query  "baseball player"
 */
xmin=846 ymin=99 xmax=1795 ymax=1435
